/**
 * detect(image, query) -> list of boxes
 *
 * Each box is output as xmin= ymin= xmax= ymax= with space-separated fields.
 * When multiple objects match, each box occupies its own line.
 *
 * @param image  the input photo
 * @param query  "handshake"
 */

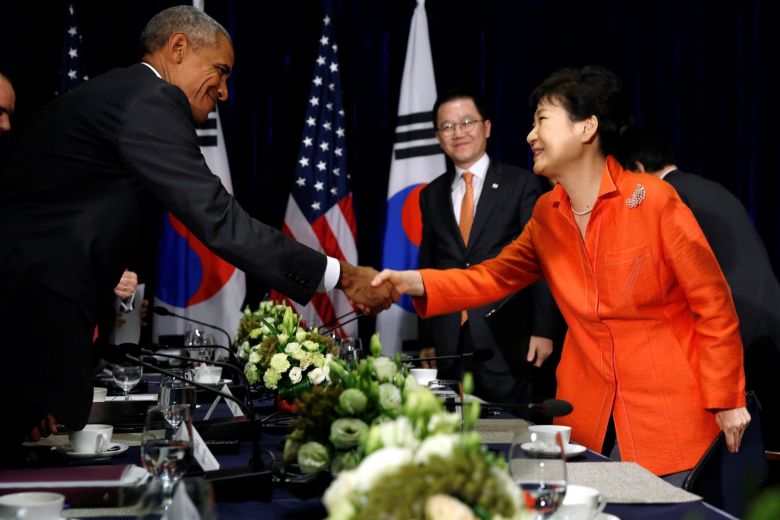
xmin=337 ymin=260 xmax=399 ymax=315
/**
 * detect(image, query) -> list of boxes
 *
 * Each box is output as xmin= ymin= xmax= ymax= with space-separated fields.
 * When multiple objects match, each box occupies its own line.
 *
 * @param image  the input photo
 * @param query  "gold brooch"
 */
xmin=626 ymin=183 xmax=646 ymax=209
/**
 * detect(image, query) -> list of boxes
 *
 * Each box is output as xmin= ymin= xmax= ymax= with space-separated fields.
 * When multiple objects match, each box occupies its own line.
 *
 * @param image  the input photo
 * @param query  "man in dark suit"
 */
xmin=418 ymin=88 xmax=562 ymax=405
xmin=0 ymin=6 xmax=394 ymax=451
xmin=619 ymin=128 xmax=780 ymax=449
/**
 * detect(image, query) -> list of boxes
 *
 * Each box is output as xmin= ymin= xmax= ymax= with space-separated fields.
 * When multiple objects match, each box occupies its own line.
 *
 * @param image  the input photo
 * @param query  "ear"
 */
xmin=167 ymin=33 xmax=190 ymax=65
xmin=635 ymin=160 xmax=646 ymax=173
xmin=483 ymin=119 xmax=492 ymax=139
xmin=580 ymin=115 xmax=598 ymax=143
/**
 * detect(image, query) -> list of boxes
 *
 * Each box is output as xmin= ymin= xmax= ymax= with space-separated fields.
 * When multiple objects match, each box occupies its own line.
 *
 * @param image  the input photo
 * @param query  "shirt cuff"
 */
xmin=318 ymin=256 xmax=340 ymax=292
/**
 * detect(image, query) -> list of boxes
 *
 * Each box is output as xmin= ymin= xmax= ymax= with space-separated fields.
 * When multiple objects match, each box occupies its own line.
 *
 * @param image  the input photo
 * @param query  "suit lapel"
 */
xmin=434 ymin=170 xmax=465 ymax=250
xmin=467 ymin=161 xmax=501 ymax=251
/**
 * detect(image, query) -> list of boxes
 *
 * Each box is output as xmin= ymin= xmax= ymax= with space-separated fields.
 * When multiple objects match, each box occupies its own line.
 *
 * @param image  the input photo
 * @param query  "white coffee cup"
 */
xmin=528 ymin=424 xmax=572 ymax=450
xmin=555 ymin=485 xmax=606 ymax=520
xmin=0 ymin=492 xmax=64 ymax=520
xmin=68 ymin=424 xmax=113 ymax=454
xmin=410 ymin=368 xmax=438 ymax=386
xmin=92 ymin=387 xmax=107 ymax=402
xmin=194 ymin=365 xmax=222 ymax=384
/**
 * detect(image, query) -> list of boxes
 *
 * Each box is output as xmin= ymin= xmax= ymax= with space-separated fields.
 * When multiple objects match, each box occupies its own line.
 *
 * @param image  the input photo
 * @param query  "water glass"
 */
xmin=112 ymin=363 xmax=143 ymax=400
xmin=159 ymin=371 xmax=196 ymax=426
xmin=141 ymin=404 xmax=193 ymax=510
xmin=339 ymin=337 xmax=363 ymax=367
xmin=509 ymin=431 xmax=567 ymax=519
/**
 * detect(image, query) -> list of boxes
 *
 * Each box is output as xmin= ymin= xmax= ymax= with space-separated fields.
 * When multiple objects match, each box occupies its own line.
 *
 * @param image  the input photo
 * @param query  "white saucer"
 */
xmin=598 ymin=514 xmax=620 ymax=520
xmin=60 ymin=441 xmax=129 ymax=459
xmin=520 ymin=441 xmax=587 ymax=459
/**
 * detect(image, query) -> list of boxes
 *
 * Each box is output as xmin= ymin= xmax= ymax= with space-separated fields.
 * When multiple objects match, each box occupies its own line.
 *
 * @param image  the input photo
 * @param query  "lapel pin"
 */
xmin=626 ymin=183 xmax=646 ymax=209
xmin=492 ymin=183 xmax=499 ymax=189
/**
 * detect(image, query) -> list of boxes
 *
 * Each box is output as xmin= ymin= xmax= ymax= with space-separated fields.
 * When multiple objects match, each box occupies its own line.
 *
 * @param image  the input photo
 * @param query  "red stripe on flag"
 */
xmin=311 ymin=215 xmax=346 ymax=260
xmin=338 ymin=194 xmax=357 ymax=239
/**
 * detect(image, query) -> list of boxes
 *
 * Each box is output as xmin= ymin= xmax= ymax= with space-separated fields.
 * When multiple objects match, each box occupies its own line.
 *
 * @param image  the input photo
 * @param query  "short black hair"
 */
xmin=529 ymin=66 xmax=631 ymax=157
xmin=432 ymin=87 xmax=489 ymax=127
xmin=617 ymin=128 xmax=677 ymax=172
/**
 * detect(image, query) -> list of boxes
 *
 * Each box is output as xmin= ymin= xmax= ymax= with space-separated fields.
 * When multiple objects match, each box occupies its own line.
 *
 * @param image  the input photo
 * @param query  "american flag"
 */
xmin=271 ymin=11 xmax=358 ymax=338
xmin=58 ymin=1 xmax=88 ymax=95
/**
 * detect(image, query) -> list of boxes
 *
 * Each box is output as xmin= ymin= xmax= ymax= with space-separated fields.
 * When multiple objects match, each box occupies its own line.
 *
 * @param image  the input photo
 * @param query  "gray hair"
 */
xmin=140 ymin=5 xmax=231 ymax=54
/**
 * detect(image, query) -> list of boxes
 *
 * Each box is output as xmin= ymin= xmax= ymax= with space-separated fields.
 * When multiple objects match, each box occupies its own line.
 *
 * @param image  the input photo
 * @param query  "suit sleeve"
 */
xmin=417 ymin=189 xmax=435 ymax=346
xmin=518 ymin=175 xmax=559 ymax=340
xmin=660 ymin=197 xmax=746 ymax=409
xmin=116 ymin=83 xmax=326 ymax=305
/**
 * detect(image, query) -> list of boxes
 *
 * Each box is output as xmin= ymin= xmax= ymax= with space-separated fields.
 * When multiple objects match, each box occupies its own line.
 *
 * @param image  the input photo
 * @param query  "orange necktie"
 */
xmin=459 ymin=172 xmax=474 ymax=324
xmin=459 ymin=172 xmax=475 ymax=245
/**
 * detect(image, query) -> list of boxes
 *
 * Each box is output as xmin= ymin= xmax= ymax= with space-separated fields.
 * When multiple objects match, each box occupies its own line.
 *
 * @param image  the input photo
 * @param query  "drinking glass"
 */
xmin=508 ymin=431 xmax=567 ymax=519
xmin=112 ymin=363 xmax=143 ymax=400
xmin=339 ymin=337 xmax=363 ymax=368
xmin=159 ymin=371 xmax=196 ymax=427
xmin=140 ymin=404 xmax=193 ymax=514
xmin=184 ymin=328 xmax=214 ymax=365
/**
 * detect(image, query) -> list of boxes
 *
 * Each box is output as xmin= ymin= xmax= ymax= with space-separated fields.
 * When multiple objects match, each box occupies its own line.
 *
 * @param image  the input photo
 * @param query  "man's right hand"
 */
xmin=338 ymin=261 xmax=399 ymax=315
xmin=419 ymin=346 xmax=437 ymax=369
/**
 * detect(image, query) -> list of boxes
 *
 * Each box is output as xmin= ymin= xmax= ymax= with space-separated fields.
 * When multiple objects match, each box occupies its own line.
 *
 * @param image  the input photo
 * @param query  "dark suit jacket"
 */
xmin=417 ymin=160 xmax=560 ymax=373
xmin=0 ymin=64 xmax=326 ymax=428
xmin=663 ymin=170 xmax=780 ymax=350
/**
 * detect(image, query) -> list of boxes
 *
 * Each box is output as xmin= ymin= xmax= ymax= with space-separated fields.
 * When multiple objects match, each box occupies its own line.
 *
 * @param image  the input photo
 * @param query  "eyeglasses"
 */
xmin=436 ymin=118 xmax=484 ymax=137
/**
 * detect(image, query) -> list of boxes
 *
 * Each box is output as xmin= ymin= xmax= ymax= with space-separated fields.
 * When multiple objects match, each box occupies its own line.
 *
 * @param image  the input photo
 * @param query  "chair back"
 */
xmin=682 ymin=391 xmax=769 ymax=517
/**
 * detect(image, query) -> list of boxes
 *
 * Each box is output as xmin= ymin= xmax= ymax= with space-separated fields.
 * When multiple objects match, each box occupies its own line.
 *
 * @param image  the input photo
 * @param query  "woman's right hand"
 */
xmin=372 ymin=269 xmax=425 ymax=296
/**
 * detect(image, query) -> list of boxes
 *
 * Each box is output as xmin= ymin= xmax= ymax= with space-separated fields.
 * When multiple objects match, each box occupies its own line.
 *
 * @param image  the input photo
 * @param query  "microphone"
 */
xmin=320 ymin=310 xmax=363 ymax=336
xmin=407 ymin=349 xmax=495 ymax=363
xmin=152 ymin=306 xmax=236 ymax=364
xmin=484 ymin=398 xmax=573 ymax=418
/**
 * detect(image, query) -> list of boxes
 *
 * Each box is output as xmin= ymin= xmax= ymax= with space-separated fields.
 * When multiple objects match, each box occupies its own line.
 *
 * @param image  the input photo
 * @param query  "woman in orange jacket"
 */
xmin=373 ymin=66 xmax=749 ymax=479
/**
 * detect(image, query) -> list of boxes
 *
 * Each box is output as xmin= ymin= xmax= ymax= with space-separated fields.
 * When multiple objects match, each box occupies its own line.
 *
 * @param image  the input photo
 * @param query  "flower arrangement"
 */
xmin=283 ymin=333 xmax=525 ymax=519
xmin=239 ymin=301 xmax=338 ymax=400
xmin=235 ymin=300 xmax=297 ymax=360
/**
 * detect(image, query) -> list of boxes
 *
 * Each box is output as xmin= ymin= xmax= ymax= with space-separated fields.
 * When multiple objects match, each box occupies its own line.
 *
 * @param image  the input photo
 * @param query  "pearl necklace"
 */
xmin=571 ymin=205 xmax=593 ymax=216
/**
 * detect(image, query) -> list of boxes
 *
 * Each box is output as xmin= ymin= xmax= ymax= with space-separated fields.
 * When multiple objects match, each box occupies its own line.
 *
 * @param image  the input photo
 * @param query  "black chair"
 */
xmin=682 ymin=392 xmax=769 ymax=517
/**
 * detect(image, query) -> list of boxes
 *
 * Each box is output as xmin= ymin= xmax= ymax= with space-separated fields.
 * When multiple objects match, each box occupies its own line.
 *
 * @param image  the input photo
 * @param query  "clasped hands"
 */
xmin=338 ymin=261 xmax=402 ymax=315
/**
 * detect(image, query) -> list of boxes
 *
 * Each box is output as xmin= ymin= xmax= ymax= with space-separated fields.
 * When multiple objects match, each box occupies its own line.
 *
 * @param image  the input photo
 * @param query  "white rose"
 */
xmin=285 ymin=342 xmax=301 ymax=354
xmin=354 ymin=447 xmax=413 ymax=492
xmin=289 ymin=366 xmax=302 ymax=384
xmin=295 ymin=330 xmax=307 ymax=342
xmin=414 ymin=434 xmax=459 ymax=464
xmin=308 ymin=367 xmax=326 ymax=385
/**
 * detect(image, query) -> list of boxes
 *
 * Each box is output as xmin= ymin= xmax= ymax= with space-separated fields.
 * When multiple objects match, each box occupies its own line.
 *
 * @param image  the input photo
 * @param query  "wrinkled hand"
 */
xmin=371 ymin=269 xmax=425 ymax=296
xmin=526 ymin=336 xmax=553 ymax=367
xmin=26 ymin=414 xmax=58 ymax=442
xmin=419 ymin=346 xmax=437 ymax=369
xmin=715 ymin=407 xmax=751 ymax=453
xmin=338 ymin=261 xmax=399 ymax=315
xmin=113 ymin=269 xmax=138 ymax=299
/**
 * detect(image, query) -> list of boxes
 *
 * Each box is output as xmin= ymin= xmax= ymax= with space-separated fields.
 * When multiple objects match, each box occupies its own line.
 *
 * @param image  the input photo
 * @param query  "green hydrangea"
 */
xmin=270 ymin=352 xmax=291 ymax=373
xmin=244 ymin=363 xmax=259 ymax=385
xmin=263 ymin=368 xmax=282 ymax=389
xmin=248 ymin=327 xmax=263 ymax=339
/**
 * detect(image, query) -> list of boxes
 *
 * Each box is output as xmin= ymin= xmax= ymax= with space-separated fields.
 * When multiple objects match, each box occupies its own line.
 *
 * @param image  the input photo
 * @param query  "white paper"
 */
xmin=112 ymin=283 xmax=144 ymax=345
xmin=221 ymin=384 xmax=244 ymax=418
xmin=191 ymin=427 xmax=220 ymax=472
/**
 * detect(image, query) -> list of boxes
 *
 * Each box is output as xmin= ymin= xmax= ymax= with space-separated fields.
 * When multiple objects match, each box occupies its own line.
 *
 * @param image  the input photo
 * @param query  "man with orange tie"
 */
xmin=417 ymin=88 xmax=562 ymax=405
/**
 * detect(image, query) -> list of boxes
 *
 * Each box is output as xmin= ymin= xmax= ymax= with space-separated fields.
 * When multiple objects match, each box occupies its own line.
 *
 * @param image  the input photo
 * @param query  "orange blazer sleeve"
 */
xmin=661 ymin=197 xmax=746 ymax=409
xmin=414 ymin=218 xmax=543 ymax=318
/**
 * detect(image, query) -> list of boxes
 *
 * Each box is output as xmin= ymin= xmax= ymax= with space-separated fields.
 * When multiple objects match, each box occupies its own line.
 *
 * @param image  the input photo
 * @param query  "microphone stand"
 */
xmin=408 ymin=351 xmax=480 ymax=363
xmin=320 ymin=311 xmax=363 ymax=336
xmin=125 ymin=354 xmax=264 ymax=472
xmin=139 ymin=348 xmax=253 ymax=412
xmin=153 ymin=307 xmax=236 ymax=364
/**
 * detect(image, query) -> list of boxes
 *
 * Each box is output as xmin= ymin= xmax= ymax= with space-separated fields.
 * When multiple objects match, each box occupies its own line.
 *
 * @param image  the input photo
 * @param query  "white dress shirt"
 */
xmin=451 ymin=153 xmax=490 ymax=224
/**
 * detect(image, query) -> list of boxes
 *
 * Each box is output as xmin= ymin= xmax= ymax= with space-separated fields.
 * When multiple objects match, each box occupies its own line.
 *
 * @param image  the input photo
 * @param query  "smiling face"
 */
xmin=526 ymin=97 xmax=592 ymax=179
xmin=174 ymin=33 xmax=233 ymax=124
xmin=435 ymin=97 xmax=491 ymax=170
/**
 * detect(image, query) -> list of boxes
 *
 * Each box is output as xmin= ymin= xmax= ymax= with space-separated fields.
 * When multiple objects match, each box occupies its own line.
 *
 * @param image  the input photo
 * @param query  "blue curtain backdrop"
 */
xmin=2 ymin=0 xmax=778 ymax=306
